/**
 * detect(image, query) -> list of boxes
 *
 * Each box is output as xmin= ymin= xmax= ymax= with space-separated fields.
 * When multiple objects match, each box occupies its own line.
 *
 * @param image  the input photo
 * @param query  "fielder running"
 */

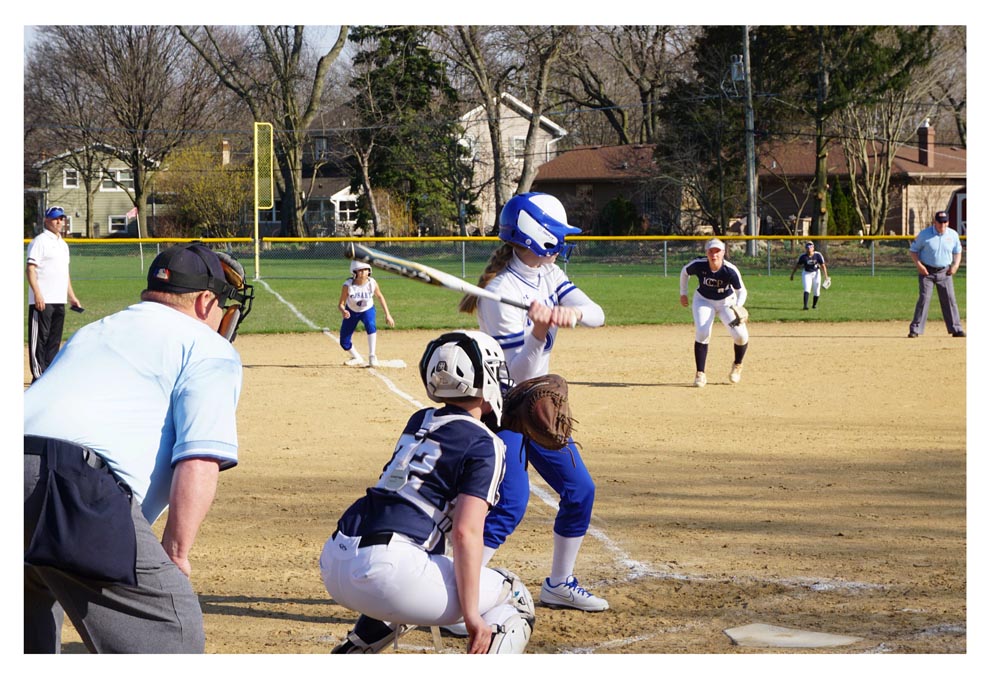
xmin=338 ymin=260 xmax=394 ymax=367
xmin=320 ymin=331 xmax=535 ymax=654
xmin=679 ymin=238 xmax=749 ymax=387
xmin=457 ymin=192 xmax=609 ymax=614
xmin=789 ymin=241 xmax=830 ymax=310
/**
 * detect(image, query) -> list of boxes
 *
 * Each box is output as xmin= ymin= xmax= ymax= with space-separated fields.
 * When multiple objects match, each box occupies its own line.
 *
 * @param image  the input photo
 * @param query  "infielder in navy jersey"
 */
xmin=338 ymin=260 xmax=394 ymax=367
xmin=789 ymin=241 xmax=830 ymax=310
xmin=457 ymin=192 xmax=609 ymax=615
xmin=320 ymin=331 xmax=536 ymax=654
xmin=679 ymin=238 xmax=749 ymax=387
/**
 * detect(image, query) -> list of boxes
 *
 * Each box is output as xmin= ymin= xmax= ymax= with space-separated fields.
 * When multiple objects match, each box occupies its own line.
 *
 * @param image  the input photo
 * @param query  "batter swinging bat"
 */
xmin=346 ymin=242 xmax=530 ymax=310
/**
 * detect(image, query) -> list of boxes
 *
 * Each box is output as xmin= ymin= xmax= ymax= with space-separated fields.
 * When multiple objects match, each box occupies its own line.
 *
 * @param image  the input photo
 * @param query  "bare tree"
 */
xmin=555 ymin=26 xmax=696 ymax=145
xmin=513 ymin=26 xmax=576 ymax=193
xmin=179 ymin=25 xmax=349 ymax=237
xmin=30 ymin=26 xmax=220 ymax=237
xmin=432 ymin=26 xmax=521 ymax=229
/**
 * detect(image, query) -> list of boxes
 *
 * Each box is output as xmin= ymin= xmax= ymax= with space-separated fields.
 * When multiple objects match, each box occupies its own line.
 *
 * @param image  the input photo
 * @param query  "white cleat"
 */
xmin=729 ymin=363 xmax=743 ymax=384
xmin=539 ymin=576 xmax=609 ymax=612
xmin=344 ymin=356 xmax=366 ymax=367
xmin=693 ymin=371 xmax=707 ymax=388
xmin=368 ymin=355 xmax=379 ymax=368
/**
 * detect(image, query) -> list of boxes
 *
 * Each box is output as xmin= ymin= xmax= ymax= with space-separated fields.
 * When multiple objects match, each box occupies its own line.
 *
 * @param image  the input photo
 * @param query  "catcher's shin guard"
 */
xmin=331 ymin=616 xmax=415 ymax=654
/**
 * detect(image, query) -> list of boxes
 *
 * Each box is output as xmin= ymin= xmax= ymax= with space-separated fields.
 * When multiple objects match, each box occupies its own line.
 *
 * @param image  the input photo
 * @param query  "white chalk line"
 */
xmin=264 ymin=280 xmax=899 ymax=652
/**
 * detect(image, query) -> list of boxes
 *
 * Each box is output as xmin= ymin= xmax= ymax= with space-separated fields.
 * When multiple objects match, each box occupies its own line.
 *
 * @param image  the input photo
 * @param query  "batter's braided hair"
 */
xmin=458 ymin=243 xmax=515 ymax=314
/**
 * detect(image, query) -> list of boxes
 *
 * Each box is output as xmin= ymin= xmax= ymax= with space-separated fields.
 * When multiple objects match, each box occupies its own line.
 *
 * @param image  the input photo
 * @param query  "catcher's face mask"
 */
xmin=148 ymin=243 xmax=254 ymax=343
xmin=214 ymin=252 xmax=254 ymax=342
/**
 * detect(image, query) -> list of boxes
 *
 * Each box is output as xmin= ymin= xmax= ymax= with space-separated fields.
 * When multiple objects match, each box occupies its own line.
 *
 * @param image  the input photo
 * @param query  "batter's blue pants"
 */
xmin=339 ymin=308 xmax=377 ymax=351
xmin=483 ymin=429 xmax=596 ymax=548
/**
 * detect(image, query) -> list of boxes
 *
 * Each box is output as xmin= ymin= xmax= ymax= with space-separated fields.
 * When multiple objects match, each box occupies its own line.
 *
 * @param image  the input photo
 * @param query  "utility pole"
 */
xmin=742 ymin=26 xmax=758 ymax=257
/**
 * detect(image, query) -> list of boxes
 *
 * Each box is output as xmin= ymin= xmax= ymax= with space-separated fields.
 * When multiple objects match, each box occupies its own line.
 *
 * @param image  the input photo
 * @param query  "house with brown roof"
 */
xmin=532 ymin=124 xmax=965 ymax=237
xmin=759 ymin=123 xmax=966 ymax=236
xmin=531 ymin=144 xmax=660 ymax=234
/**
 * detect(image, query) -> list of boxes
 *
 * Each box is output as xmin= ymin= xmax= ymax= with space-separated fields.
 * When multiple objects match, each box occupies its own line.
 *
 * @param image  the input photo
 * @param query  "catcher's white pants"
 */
xmin=801 ymin=269 xmax=822 ymax=296
xmin=320 ymin=531 xmax=519 ymax=628
xmin=692 ymin=291 xmax=748 ymax=345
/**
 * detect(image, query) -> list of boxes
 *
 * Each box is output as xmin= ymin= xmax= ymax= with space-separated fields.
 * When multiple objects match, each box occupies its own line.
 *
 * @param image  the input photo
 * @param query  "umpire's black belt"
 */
xmin=332 ymin=530 xmax=396 ymax=548
xmin=924 ymin=264 xmax=945 ymax=273
xmin=24 ymin=435 xmax=109 ymax=472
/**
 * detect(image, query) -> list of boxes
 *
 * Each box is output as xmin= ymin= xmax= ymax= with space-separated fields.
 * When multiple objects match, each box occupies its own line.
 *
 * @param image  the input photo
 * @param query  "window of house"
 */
xmin=63 ymin=169 xmax=79 ymax=189
xmin=337 ymin=200 xmax=358 ymax=223
xmin=313 ymin=136 xmax=330 ymax=160
xmin=108 ymin=215 xmax=128 ymax=233
xmin=515 ymin=137 xmax=527 ymax=158
xmin=100 ymin=169 xmax=134 ymax=191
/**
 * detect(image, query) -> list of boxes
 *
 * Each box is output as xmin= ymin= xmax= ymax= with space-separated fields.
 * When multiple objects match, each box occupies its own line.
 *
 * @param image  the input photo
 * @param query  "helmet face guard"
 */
xmin=498 ymin=193 xmax=582 ymax=261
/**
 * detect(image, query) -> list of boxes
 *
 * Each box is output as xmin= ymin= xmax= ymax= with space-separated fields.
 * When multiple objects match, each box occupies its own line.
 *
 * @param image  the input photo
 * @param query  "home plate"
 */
xmin=370 ymin=359 xmax=406 ymax=369
xmin=724 ymin=623 xmax=863 ymax=648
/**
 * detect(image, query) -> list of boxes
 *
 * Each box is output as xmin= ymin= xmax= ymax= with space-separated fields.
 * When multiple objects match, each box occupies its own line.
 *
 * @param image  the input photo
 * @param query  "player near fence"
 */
xmin=319 ymin=330 xmax=535 ymax=654
xmin=679 ymin=238 xmax=749 ymax=387
xmin=789 ymin=241 xmax=830 ymax=310
xmin=26 ymin=206 xmax=82 ymax=381
xmin=457 ymin=192 xmax=609 ymax=614
xmin=338 ymin=260 xmax=395 ymax=367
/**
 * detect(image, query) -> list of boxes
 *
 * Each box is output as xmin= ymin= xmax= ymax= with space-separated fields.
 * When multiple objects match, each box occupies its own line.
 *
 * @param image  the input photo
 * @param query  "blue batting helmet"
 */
xmin=498 ymin=193 xmax=582 ymax=260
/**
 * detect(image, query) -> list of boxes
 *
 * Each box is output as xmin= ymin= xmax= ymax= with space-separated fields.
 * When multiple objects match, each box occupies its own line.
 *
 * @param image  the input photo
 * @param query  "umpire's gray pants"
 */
xmin=24 ymin=454 xmax=205 ymax=653
xmin=909 ymin=270 xmax=964 ymax=336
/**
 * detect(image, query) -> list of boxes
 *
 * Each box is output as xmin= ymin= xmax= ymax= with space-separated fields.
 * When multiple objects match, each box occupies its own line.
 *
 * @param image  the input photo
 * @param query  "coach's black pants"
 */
xmin=27 ymin=303 xmax=65 ymax=381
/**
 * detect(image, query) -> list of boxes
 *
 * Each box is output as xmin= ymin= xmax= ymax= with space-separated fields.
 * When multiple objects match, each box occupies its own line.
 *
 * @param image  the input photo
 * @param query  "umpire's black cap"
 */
xmin=147 ymin=243 xmax=226 ymax=294
xmin=935 ymin=210 xmax=949 ymax=223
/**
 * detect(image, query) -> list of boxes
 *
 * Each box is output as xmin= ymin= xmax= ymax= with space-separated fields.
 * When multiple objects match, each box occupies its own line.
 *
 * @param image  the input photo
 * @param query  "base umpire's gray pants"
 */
xmin=24 ymin=453 xmax=205 ymax=653
xmin=908 ymin=270 xmax=964 ymax=336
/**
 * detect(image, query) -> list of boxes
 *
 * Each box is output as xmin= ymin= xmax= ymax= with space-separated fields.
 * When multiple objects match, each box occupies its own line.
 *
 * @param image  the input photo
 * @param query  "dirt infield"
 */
xmin=35 ymin=321 xmax=966 ymax=654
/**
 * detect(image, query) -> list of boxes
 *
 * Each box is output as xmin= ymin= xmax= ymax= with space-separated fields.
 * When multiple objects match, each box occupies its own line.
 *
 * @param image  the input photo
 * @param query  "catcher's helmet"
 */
xmin=419 ymin=330 xmax=510 ymax=425
xmin=350 ymin=260 xmax=372 ymax=275
xmin=498 ymin=192 xmax=581 ymax=261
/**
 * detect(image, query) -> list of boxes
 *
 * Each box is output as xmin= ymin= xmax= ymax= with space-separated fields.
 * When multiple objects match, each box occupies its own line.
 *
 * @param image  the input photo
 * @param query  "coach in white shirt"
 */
xmin=26 ymin=206 xmax=81 ymax=381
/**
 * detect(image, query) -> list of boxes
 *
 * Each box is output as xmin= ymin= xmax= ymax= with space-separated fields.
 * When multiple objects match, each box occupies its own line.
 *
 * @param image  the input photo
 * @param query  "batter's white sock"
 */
xmin=348 ymin=347 xmax=363 ymax=360
xmin=368 ymin=332 xmax=378 ymax=358
xmin=549 ymin=533 xmax=585 ymax=584
xmin=481 ymin=546 xmax=497 ymax=567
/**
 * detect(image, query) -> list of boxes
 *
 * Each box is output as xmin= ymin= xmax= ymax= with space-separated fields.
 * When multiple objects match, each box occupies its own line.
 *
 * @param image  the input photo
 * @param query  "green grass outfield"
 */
xmin=29 ymin=254 xmax=966 ymax=338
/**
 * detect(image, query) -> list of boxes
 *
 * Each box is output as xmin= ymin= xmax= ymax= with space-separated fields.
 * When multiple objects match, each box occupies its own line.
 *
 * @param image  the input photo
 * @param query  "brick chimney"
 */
xmin=918 ymin=119 xmax=935 ymax=167
xmin=221 ymin=139 xmax=231 ymax=166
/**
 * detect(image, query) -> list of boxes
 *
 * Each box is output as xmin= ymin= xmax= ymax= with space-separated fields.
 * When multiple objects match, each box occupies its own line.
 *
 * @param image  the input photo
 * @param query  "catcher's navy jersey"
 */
xmin=797 ymin=252 xmax=825 ymax=272
xmin=336 ymin=406 xmax=505 ymax=554
xmin=681 ymin=258 xmax=747 ymax=302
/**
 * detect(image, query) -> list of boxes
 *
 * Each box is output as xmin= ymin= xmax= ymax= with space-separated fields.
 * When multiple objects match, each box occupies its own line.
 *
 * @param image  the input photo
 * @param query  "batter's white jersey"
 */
xmin=477 ymin=253 xmax=604 ymax=382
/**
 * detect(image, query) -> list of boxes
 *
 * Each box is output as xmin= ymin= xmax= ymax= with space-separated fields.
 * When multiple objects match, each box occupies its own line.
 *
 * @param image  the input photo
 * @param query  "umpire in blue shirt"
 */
xmin=908 ymin=210 xmax=965 ymax=338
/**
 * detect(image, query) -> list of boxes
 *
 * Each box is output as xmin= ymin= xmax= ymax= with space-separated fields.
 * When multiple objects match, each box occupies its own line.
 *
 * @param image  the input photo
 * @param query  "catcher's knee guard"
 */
xmin=487 ymin=613 xmax=533 ymax=654
xmin=491 ymin=566 xmax=536 ymax=623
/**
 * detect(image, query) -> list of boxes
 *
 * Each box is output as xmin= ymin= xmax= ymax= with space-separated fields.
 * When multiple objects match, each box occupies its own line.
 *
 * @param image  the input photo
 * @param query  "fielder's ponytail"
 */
xmin=458 ymin=243 xmax=515 ymax=314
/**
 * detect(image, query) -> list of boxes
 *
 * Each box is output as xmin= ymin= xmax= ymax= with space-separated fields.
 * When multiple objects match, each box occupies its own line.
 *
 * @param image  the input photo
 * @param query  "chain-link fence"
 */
xmin=31 ymin=235 xmax=963 ymax=284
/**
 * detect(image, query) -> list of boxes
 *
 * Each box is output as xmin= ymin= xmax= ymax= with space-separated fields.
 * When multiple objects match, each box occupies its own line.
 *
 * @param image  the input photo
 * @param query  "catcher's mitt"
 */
xmin=501 ymin=374 xmax=574 ymax=450
xmin=728 ymin=304 xmax=749 ymax=327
